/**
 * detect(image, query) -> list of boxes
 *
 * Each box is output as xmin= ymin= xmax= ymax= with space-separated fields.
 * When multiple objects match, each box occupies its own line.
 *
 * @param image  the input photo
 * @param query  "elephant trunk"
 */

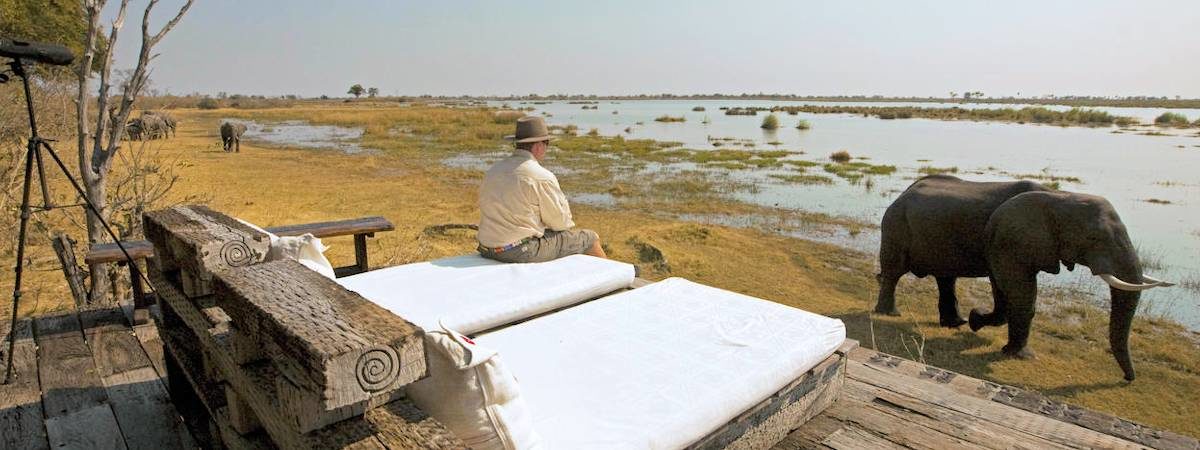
xmin=1105 ymin=253 xmax=1143 ymax=382
xmin=1109 ymin=287 xmax=1140 ymax=381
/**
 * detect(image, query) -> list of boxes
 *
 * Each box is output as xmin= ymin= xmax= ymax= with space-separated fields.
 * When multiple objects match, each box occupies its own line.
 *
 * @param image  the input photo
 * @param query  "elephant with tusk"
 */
xmin=875 ymin=175 xmax=1173 ymax=381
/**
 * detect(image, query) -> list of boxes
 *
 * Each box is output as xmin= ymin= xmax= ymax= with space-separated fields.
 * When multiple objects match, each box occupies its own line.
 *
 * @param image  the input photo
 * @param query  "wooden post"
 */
xmin=353 ymin=233 xmax=369 ymax=273
xmin=50 ymin=233 xmax=89 ymax=307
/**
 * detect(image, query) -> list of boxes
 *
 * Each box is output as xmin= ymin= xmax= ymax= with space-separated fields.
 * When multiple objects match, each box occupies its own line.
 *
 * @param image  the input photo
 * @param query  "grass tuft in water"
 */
xmin=761 ymin=114 xmax=780 ymax=130
xmin=918 ymin=166 xmax=959 ymax=175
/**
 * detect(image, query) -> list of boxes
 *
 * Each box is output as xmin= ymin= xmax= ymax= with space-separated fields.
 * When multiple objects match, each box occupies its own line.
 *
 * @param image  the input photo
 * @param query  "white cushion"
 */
xmin=407 ymin=321 xmax=543 ymax=450
xmin=475 ymin=278 xmax=846 ymax=449
xmin=235 ymin=218 xmax=335 ymax=279
xmin=336 ymin=254 xmax=635 ymax=334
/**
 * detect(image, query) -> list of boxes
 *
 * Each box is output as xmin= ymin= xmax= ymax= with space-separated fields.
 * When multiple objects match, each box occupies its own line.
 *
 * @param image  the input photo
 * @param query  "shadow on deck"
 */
xmin=2 ymin=303 xmax=1196 ymax=450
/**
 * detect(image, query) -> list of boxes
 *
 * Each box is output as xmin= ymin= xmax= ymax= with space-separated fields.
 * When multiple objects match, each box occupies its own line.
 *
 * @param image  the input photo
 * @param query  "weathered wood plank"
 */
xmin=820 ymin=422 xmax=904 ymax=450
xmin=991 ymin=384 xmax=1198 ymax=450
xmin=80 ymin=308 xmax=153 ymax=379
xmin=102 ymin=367 xmax=192 ymax=449
xmin=152 ymin=267 xmax=462 ymax=449
xmin=849 ymin=348 xmax=1196 ymax=450
xmin=33 ymin=313 xmax=108 ymax=419
xmin=44 ymin=403 xmax=126 ymax=450
xmin=132 ymin=321 xmax=167 ymax=378
xmin=821 ymin=396 xmax=988 ymax=450
xmin=143 ymin=205 xmax=271 ymax=297
xmin=212 ymin=259 xmax=426 ymax=433
xmin=846 ymin=360 xmax=1146 ymax=449
xmin=0 ymin=319 xmax=48 ymax=450
xmin=849 ymin=348 xmax=1002 ymax=402
xmin=226 ymin=384 xmax=262 ymax=435
xmin=772 ymin=414 xmax=849 ymax=449
xmin=264 ymin=217 xmax=393 ymax=239
xmin=84 ymin=240 xmax=156 ymax=265
xmin=842 ymin=380 xmax=1072 ymax=450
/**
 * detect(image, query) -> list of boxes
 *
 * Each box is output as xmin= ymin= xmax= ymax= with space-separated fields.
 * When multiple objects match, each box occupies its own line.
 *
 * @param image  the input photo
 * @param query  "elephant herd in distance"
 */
xmin=875 ymin=175 xmax=1175 ymax=382
xmin=118 ymin=110 xmax=246 ymax=153
xmin=124 ymin=110 xmax=177 ymax=141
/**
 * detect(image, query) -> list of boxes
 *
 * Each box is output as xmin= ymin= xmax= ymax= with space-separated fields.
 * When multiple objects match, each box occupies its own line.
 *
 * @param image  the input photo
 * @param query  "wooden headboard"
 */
xmin=143 ymin=205 xmax=461 ymax=448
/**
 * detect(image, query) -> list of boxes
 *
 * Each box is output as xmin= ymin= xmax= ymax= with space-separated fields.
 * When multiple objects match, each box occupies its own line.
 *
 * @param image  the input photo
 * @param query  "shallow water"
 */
xmin=499 ymin=100 xmax=1200 ymax=329
xmin=223 ymin=119 xmax=369 ymax=154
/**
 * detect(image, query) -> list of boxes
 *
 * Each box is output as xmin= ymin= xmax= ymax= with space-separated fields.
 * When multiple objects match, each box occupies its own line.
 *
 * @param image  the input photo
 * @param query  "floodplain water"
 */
xmin=508 ymin=100 xmax=1200 ymax=329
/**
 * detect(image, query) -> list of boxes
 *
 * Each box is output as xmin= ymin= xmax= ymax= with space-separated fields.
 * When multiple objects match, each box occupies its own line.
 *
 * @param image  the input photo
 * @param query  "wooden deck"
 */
xmin=3 ymin=304 xmax=1197 ymax=450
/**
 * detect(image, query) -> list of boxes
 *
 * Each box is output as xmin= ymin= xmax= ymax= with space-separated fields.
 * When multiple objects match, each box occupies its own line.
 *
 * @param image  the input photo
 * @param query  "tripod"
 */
xmin=3 ymin=57 xmax=148 ymax=384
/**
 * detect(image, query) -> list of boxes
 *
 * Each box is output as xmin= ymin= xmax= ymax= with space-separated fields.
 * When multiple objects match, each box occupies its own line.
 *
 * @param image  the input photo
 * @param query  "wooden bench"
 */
xmin=84 ymin=216 xmax=394 ymax=320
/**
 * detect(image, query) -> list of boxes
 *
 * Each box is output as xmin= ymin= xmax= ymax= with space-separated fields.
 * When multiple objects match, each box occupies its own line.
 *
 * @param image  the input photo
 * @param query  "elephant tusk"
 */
xmin=1099 ymin=274 xmax=1160 ymax=292
xmin=1140 ymin=274 xmax=1176 ymax=287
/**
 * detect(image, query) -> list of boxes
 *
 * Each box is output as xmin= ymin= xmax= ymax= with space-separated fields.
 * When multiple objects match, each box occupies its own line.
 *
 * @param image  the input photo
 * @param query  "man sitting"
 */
xmin=477 ymin=116 xmax=607 ymax=263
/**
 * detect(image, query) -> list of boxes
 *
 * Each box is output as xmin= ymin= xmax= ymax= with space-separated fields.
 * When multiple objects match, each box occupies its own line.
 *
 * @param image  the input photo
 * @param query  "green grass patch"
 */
xmin=769 ymin=173 xmax=835 ymax=185
xmin=918 ymin=166 xmax=959 ymax=175
xmin=654 ymin=115 xmax=686 ymax=123
xmin=1155 ymin=112 xmax=1191 ymax=127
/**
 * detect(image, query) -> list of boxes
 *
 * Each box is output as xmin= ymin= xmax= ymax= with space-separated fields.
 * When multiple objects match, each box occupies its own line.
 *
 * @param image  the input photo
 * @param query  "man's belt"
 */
xmin=484 ymin=236 xmax=535 ymax=253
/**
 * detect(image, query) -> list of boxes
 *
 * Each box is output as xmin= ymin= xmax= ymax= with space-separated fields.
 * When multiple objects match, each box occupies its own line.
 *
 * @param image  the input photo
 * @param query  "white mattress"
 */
xmin=335 ymin=254 xmax=635 ymax=334
xmin=475 ymin=277 xmax=846 ymax=450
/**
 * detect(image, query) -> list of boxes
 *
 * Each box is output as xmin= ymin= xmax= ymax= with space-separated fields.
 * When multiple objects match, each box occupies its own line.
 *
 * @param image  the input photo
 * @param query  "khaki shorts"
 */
xmin=478 ymin=229 xmax=599 ymax=263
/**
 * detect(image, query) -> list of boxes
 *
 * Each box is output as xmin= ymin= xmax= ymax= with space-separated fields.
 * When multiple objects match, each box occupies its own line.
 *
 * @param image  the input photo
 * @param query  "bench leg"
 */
xmin=354 ymin=233 xmax=370 ymax=273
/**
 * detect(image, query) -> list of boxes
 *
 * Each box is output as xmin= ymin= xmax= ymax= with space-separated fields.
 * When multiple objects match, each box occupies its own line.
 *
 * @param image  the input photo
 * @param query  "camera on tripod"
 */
xmin=2 ymin=37 xmax=145 ymax=385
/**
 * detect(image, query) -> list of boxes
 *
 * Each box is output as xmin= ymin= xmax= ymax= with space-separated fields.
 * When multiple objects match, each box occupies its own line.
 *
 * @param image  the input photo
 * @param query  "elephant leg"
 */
xmin=935 ymin=277 xmax=966 ymax=328
xmin=873 ymin=240 xmax=905 ymax=316
xmin=970 ymin=275 xmax=1009 ymax=331
xmin=998 ymin=277 xmax=1037 ymax=360
xmin=873 ymin=272 xmax=902 ymax=316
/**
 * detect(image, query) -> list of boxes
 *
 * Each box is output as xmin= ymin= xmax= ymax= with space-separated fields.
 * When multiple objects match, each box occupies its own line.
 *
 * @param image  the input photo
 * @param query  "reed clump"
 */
xmin=795 ymin=119 xmax=811 ymax=130
xmin=654 ymin=115 xmax=686 ymax=123
xmin=830 ymin=150 xmax=852 ymax=163
xmin=1155 ymin=112 xmax=1191 ymax=127
xmin=761 ymin=114 xmax=780 ymax=130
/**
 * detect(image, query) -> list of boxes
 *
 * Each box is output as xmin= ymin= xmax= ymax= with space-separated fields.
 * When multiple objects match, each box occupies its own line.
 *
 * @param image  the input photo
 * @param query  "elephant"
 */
xmin=124 ymin=118 xmax=144 ymax=141
xmin=220 ymin=122 xmax=247 ymax=152
xmin=875 ymin=175 xmax=1173 ymax=381
xmin=875 ymin=175 xmax=1052 ymax=327
xmin=137 ymin=114 xmax=168 ymax=140
xmin=142 ymin=111 xmax=177 ymax=138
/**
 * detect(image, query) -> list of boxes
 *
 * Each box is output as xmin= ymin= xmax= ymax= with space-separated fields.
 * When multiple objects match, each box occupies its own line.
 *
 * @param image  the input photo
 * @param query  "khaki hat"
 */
xmin=506 ymin=116 xmax=554 ymax=143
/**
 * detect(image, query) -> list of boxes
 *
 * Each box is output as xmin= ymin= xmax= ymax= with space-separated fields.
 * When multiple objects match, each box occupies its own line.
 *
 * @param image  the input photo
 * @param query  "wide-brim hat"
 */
xmin=505 ymin=116 xmax=555 ymax=143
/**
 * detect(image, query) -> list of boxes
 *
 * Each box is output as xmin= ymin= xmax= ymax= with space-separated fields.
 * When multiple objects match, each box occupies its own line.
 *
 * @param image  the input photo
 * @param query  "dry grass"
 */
xmin=4 ymin=103 xmax=1198 ymax=437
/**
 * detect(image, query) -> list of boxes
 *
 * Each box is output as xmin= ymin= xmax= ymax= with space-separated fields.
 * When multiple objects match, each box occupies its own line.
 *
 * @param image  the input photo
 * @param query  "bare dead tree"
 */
xmin=76 ymin=0 xmax=193 ymax=304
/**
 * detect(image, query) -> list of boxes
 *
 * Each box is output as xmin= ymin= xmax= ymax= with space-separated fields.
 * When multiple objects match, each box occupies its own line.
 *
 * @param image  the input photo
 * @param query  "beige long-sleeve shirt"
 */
xmin=477 ymin=150 xmax=575 ymax=247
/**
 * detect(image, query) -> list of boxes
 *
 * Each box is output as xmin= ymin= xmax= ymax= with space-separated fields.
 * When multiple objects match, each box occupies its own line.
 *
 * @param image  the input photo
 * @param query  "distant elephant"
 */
xmin=220 ymin=122 xmax=246 ymax=152
xmin=875 ymin=175 xmax=1174 ymax=381
xmin=143 ymin=111 xmax=177 ymax=138
xmin=139 ymin=114 xmax=168 ymax=140
xmin=124 ymin=118 xmax=144 ymax=141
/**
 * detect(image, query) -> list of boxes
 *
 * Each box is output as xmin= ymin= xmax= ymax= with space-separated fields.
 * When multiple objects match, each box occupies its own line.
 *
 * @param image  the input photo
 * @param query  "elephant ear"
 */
xmin=986 ymin=192 xmax=1064 ymax=275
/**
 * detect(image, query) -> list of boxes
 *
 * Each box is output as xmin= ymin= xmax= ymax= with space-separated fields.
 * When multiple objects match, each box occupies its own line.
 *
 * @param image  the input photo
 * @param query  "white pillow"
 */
xmin=270 ymin=233 xmax=336 ymax=279
xmin=235 ymin=218 xmax=336 ymax=279
xmin=407 ymin=321 xmax=543 ymax=450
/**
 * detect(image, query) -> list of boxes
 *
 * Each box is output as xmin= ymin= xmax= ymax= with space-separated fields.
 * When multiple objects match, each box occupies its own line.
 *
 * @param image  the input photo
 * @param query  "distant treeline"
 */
xmin=722 ymin=105 xmax=1153 ymax=127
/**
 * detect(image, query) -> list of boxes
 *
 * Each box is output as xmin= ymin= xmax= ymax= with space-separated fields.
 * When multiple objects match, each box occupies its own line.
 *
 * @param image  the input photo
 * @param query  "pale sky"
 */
xmin=110 ymin=0 xmax=1200 ymax=98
